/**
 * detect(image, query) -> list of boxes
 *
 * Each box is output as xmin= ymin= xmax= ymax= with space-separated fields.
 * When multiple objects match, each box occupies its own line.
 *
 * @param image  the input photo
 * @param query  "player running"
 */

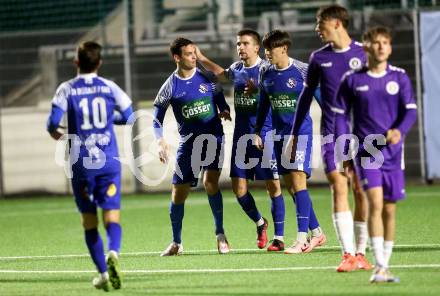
xmin=196 ymin=29 xmax=285 ymax=251
xmin=334 ymin=26 xmax=417 ymax=283
xmin=47 ymin=41 xmax=130 ymax=291
xmin=255 ymin=30 xmax=326 ymax=254
xmin=153 ymin=37 xmax=232 ymax=256
xmin=291 ymin=4 xmax=372 ymax=271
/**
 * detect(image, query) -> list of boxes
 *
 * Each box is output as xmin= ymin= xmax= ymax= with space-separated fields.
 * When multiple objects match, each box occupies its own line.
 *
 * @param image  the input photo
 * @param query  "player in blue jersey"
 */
xmin=334 ymin=26 xmax=417 ymax=283
xmin=153 ymin=37 xmax=232 ymax=256
xmin=290 ymin=5 xmax=372 ymax=271
xmin=47 ymin=41 xmax=132 ymax=291
xmin=254 ymin=30 xmax=326 ymax=254
xmin=196 ymin=29 xmax=285 ymax=251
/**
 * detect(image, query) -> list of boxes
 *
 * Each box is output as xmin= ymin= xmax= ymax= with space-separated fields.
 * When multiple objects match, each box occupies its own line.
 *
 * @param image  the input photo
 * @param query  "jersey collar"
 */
xmin=77 ymin=73 xmax=98 ymax=79
xmin=243 ymin=57 xmax=262 ymax=69
xmin=174 ymin=68 xmax=197 ymax=80
xmin=274 ymin=57 xmax=293 ymax=71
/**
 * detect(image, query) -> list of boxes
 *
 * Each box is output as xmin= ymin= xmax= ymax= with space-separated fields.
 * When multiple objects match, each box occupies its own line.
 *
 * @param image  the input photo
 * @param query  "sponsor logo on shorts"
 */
xmin=107 ymin=184 xmax=117 ymax=197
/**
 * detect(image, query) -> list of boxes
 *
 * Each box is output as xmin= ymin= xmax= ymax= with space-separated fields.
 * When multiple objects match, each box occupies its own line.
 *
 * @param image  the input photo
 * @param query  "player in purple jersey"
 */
xmin=334 ymin=26 xmax=417 ymax=283
xmin=290 ymin=5 xmax=372 ymax=271
xmin=47 ymin=41 xmax=132 ymax=291
xmin=255 ymin=30 xmax=326 ymax=254
xmin=196 ymin=29 xmax=284 ymax=251
xmin=153 ymin=37 xmax=232 ymax=256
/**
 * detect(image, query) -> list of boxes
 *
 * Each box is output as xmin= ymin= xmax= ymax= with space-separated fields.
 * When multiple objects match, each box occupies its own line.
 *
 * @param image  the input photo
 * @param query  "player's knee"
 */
xmin=203 ymin=180 xmax=219 ymax=195
xmin=233 ymin=185 xmax=247 ymax=198
xmin=81 ymin=214 xmax=98 ymax=230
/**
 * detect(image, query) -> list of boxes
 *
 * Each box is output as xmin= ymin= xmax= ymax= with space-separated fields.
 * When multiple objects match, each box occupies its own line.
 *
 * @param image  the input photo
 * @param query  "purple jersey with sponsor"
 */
xmin=292 ymin=41 xmax=366 ymax=136
xmin=334 ymin=64 xmax=417 ymax=171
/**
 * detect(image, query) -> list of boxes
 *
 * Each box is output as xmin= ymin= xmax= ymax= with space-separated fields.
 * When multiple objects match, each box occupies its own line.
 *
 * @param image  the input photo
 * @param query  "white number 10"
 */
xmin=79 ymin=97 xmax=107 ymax=130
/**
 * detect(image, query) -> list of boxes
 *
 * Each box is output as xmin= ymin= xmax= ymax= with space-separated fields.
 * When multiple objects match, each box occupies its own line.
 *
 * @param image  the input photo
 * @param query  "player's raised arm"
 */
xmin=195 ymin=46 xmax=228 ymax=83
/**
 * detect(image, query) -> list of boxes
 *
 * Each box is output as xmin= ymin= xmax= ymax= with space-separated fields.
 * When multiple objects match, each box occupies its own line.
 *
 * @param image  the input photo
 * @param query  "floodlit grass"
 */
xmin=1 ymin=185 xmax=439 ymax=295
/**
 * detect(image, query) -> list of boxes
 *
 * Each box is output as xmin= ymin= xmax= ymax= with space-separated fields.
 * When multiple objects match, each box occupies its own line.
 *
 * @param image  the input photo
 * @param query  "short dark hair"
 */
xmin=362 ymin=26 xmax=392 ymax=43
xmin=237 ymin=28 xmax=261 ymax=45
xmin=262 ymin=30 xmax=291 ymax=50
xmin=316 ymin=5 xmax=349 ymax=29
xmin=76 ymin=41 xmax=102 ymax=73
xmin=170 ymin=37 xmax=194 ymax=56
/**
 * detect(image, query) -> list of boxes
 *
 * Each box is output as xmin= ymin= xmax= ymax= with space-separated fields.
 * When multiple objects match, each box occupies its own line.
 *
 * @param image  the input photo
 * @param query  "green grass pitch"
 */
xmin=0 ymin=185 xmax=439 ymax=295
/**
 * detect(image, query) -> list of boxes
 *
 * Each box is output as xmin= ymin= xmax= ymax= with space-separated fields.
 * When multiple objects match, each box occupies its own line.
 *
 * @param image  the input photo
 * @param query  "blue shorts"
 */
xmin=230 ymin=133 xmax=278 ymax=180
xmin=173 ymin=135 xmax=224 ymax=187
xmin=71 ymin=171 xmax=121 ymax=213
xmin=274 ymin=134 xmax=312 ymax=177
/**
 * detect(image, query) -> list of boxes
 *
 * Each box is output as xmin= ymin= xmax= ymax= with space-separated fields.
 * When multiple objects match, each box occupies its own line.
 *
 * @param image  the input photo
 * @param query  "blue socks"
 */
xmin=106 ymin=222 xmax=122 ymax=253
xmin=270 ymin=194 xmax=285 ymax=236
xmin=170 ymin=202 xmax=185 ymax=244
xmin=85 ymin=228 xmax=107 ymax=273
xmin=236 ymin=192 xmax=262 ymax=223
xmin=208 ymin=191 xmax=224 ymax=235
xmin=293 ymin=190 xmax=319 ymax=232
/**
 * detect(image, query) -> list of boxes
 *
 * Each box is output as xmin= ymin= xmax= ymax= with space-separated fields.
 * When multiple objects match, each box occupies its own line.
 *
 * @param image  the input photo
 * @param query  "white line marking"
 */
xmin=0 ymin=264 xmax=439 ymax=274
xmin=0 ymin=244 xmax=438 ymax=261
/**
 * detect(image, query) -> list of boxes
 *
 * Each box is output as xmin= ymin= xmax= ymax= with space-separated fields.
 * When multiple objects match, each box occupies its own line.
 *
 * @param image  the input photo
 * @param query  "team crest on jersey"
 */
xmin=107 ymin=184 xmax=117 ymax=197
xmin=286 ymin=78 xmax=297 ymax=88
xmin=349 ymin=57 xmax=362 ymax=70
xmin=386 ymin=81 xmax=399 ymax=95
xmin=199 ymin=84 xmax=209 ymax=94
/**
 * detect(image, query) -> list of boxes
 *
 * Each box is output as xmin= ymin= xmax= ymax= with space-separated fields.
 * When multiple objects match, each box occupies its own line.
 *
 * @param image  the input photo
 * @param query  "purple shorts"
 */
xmin=321 ymin=141 xmax=339 ymax=174
xmin=355 ymin=164 xmax=405 ymax=202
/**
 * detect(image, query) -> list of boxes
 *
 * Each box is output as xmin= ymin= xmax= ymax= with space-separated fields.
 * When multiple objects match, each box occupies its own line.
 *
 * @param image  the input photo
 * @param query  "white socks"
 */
xmin=297 ymin=232 xmax=308 ymax=243
xmin=256 ymin=217 xmax=265 ymax=227
xmin=332 ymin=211 xmax=355 ymax=255
xmin=354 ymin=221 xmax=369 ymax=255
xmin=311 ymin=226 xmax=323 ymax=237
xmin=274 ymin=235 xmax=284 ymax=242
xmin=383 ymin=240 xmax=394 ymax=268
xmin=371 ymin=236 xmax=386 ymax=268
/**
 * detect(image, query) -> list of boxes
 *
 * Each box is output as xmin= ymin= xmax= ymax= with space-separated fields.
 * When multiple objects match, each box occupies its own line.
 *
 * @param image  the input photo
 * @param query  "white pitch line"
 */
xmin=0 ymin=264 xmax=439 ymax=274
xmin=0 ymin=244 xmax=439 ymax=261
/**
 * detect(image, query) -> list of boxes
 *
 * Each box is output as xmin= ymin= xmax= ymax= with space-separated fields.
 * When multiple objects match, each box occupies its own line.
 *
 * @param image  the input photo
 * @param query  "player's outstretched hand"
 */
xmin=244 ymin=78 xmax=258 ymax=96
xmin=253 ymin=133 xmax=264 ymax=151
xmin=157 ymin=138 xmax=169 ymax=164
xmin=219 ymin=110 xmax=232 ymax=121
xmin=386 ymin=129 xmax=401 ymax=145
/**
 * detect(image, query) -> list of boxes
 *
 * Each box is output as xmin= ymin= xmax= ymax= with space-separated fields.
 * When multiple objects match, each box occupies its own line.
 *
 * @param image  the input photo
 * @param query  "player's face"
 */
xmin=236 ymin=35 xmax=259 ymax=61
xmin=365 ymin=34 xmax=392 ymax=63
xmin=264 ymin=46 xmax=286 ymax=65
xmin=315 ymin=17 xmax=337 ymax=43
xmin=174 ymin=44 xmax=197 ymax=70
